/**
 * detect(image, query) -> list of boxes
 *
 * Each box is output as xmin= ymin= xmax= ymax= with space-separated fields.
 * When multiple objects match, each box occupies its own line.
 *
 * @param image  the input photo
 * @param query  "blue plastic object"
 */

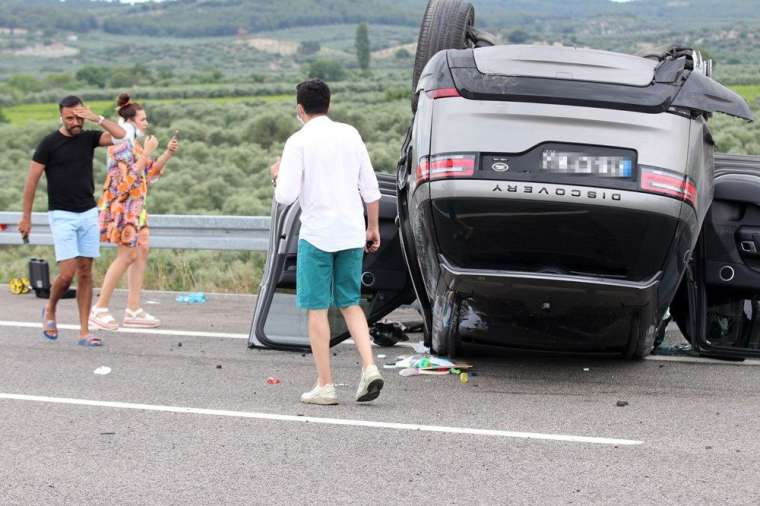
xmin=176 ymin=292 xmax=207 ymax=304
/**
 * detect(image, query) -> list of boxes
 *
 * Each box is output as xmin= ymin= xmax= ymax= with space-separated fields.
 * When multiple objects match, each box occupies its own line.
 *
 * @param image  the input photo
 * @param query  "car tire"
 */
xmin=411 ymin=0 xmax=475 ymax=112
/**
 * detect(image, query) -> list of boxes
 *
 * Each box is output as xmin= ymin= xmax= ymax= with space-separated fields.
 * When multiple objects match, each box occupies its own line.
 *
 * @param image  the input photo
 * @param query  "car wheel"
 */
xmin=411 ymin=0 xmax=475 ymax=112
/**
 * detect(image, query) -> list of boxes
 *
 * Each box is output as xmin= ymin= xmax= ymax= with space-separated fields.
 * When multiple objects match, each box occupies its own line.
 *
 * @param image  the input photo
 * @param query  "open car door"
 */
xmin=248 ymin=174 xmax=415 ymax=351
xmin=673 ymin=154 xmax=760 ymax=359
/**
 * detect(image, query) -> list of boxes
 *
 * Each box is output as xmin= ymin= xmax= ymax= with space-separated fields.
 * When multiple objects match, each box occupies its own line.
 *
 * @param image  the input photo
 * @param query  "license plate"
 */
xmin=541 ymin=150 xmax=634 ymax=178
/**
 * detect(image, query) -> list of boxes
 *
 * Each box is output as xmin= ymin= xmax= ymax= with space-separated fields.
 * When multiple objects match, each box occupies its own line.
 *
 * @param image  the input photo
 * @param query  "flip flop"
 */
xmin=41 ymin=307 xmax=58 ymax=341
xmin=78 ymin=335 xmax=103 ymax=348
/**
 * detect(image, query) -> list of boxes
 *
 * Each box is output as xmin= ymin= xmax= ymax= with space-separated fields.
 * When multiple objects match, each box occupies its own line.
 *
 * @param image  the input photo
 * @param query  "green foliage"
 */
xmin=383 ymin=86 xmax=410 ymax=101
xmin=76 ymin=65 xmax=111 ymax=89
xmin=109 ymin=64 xmax=153 ymax=88
xmin=5 ymin=74 xmax=44 ymax=94
xmin=0 ymin=109 xmax=8 ymax=124
xmin=507 ymin=29 xmax=530 ymax=44
xmin=244 ymin=112 xmax=300 ymax=148
xmin=45 ymin=73 xmax=75 ymax=89
xmin=355 ymin=22 xmax=371 ymax=71
xmin=306 ymin=59 xmax=347 ymax=81
xmin=0 ymin=246 xmax=267 ymax=294
xmin=298 ymin=40 xmax=321 ymax=56
xmin=394 ymin=47 xmax=411 ymax=60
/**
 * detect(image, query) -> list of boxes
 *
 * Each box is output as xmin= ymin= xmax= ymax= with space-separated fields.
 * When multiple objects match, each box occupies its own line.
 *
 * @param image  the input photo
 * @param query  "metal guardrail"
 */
xmin=1 ymin=154 xmax=757 ymax=251
xmin=0 ymin=212 xmax=272 ymax=251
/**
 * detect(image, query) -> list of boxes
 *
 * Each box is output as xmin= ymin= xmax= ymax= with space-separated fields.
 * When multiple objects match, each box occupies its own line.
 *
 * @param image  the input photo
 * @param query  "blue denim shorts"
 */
xmin=296 ymin=240 xmax=364 ymax=310
xmin=48 ymin=207 xmax=101 ymax=262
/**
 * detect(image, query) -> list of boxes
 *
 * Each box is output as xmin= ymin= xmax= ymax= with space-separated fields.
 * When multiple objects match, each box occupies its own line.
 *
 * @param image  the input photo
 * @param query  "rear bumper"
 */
xmin=428 ymin=179 xmax=684 ymax=282
xmin=438 ymin=256 xmax=661 ymax=352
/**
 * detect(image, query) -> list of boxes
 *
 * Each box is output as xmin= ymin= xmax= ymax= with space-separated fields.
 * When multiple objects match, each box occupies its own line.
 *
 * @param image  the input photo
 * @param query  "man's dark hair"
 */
xmin=58 ymin=95 xmax=82 ymax=112
xmin=296 ymin=79 xmax=330 ymax=115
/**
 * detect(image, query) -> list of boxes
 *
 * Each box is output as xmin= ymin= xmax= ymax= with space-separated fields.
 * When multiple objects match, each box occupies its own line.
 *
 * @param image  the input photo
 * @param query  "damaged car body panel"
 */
xmin=248 ymin=174 xmax=415 ymax=352
xmin=672 ymin=154 xmax=760 ymax=359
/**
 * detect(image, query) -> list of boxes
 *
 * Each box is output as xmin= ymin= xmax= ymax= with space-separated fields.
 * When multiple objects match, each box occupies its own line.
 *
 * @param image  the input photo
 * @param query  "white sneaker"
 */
xmin=301 ymin=383 xmax=338 ymax=405
xmin=123 ymin=308 xmax=160 ymax=328
xmin=355 ymin=364 xmax=384 ymax=402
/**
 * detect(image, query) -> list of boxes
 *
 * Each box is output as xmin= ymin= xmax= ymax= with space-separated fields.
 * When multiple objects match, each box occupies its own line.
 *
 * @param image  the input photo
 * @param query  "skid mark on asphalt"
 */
xmin=0 ymin=393 xmax=642 ymax=446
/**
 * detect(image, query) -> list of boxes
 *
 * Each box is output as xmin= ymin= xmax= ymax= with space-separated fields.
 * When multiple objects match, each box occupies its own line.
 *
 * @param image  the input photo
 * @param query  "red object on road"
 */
xmin=0 ymin=224 xmax=7 ymax=231
xmin=266 ymin=377 xmax=281 ymax=385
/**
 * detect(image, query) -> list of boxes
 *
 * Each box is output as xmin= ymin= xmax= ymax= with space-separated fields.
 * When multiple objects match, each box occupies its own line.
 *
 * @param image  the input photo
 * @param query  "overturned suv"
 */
xmin=251 ymin=0 xmax=760 ymax=361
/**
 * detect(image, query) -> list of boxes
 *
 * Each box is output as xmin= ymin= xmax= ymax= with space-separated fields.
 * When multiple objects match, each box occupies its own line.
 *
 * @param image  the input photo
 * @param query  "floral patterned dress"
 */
xmin=98 ymin=140 xmax=161 ymax=247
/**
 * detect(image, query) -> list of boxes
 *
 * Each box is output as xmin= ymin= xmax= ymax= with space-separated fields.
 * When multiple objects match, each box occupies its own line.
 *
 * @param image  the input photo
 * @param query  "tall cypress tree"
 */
xmin=355 ymin=22 xmax=370 ymax=71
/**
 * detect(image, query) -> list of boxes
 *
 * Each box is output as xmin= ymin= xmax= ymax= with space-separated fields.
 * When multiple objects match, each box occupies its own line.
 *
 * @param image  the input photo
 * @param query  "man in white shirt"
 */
xmin=270 ymin=79 xmax=384 ymax=405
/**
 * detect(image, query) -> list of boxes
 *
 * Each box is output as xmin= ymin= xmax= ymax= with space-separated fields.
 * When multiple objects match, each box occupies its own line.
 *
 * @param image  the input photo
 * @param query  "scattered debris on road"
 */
xmin=653 ymin=342 xmax=693 ymax=356
xmin=266 ymin=377 xmax=281 ymax=384
xmin=616 ymin=400 xmax=629 ymax=407
xmin=93 ymin=366 xmax=111 ymax=375
xmin=176 ymin=292 xmax=207 ymax=304
xmin=386 ymin=354 xmax=474 ymax=378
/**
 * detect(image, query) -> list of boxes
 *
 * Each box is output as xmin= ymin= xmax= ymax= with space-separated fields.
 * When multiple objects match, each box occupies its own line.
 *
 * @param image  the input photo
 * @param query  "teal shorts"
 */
xmin=296 ymin=240 xmax=364 ymax=310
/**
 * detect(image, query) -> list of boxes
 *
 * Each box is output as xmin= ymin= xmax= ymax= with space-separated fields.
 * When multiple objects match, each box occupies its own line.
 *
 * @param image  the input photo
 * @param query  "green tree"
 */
xmin=394 ymin=47 xmax=411 ymax=60
xmin=355 ymin=22 xmax=370 ymax=71
xmin=0 ymin=109 xmax=8 ymax=124
xmin=157 ymin=65 xmax=175 ymax=81
xmin=46 ymin=73 xmax=74 ymax=89
xmin=6 ymin=74 xmax=43 ymax=94
xmin=298 ymin=40 xmax=321 ymax=56
xmin=75 ymin=65 xmax=111 ymax=88
xmin=306 ymin=59 xmax=347 ymax=81
xmin=109 ymin=67 xmax=136 ymax=89
xmin=507 ymin=29 xmax=530 ymax=44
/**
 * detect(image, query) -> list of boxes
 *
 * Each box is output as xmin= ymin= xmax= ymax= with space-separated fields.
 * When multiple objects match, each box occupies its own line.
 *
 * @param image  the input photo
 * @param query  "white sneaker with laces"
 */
xmin=355 ymin=364 xmax=384 ymax=402
xmin=301 ymin=383 xmax=338 ymax=405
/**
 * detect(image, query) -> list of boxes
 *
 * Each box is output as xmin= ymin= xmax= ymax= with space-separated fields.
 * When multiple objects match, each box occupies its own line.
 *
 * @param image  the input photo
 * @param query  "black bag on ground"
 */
xmin=28 ymin=258 xmax=76 ymax=299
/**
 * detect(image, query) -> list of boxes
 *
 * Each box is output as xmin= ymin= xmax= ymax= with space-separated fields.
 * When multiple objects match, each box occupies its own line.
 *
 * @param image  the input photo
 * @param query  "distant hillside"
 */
xmin=2 ymin=0 xmax=758 ymax=38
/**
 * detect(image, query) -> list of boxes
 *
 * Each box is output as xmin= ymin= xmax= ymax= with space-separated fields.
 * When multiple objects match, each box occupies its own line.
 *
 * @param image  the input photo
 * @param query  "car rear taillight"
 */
xmin=640 ymin=167 xmax=697 ymax=207
xmin=416 ymin=154 xmax=476 ymax=184
xmin=426 ymin=87 xmax=461 ymax=99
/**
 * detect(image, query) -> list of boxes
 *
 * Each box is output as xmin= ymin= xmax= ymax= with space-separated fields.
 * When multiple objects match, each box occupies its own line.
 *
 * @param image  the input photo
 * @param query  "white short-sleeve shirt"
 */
xmin=274 ymin=115 xmax=381 ymax=252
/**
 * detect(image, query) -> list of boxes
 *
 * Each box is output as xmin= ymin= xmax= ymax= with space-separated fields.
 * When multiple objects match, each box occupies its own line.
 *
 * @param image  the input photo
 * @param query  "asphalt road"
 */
xmin=1 ymin=289 xmax=760 ymax=505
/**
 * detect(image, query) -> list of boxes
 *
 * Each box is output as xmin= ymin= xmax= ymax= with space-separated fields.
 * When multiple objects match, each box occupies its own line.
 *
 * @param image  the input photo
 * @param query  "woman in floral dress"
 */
xmin=89 ymin=93 xmax=179 ymax=330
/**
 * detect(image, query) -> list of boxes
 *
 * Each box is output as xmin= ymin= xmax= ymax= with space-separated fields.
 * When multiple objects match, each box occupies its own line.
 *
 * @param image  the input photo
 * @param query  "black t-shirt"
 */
xmin=32 ymin=130 xmax=103 ymax=212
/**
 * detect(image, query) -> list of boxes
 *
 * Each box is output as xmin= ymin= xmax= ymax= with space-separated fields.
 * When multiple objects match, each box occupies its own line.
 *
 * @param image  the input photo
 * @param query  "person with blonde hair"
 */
xmin=89 ymin=93 xmax=178 ymax=330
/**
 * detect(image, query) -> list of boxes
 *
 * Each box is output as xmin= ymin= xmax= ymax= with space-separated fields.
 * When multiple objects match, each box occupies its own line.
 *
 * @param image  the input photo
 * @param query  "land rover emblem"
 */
xmin=491 ymin=162 xmax=509 ymax=172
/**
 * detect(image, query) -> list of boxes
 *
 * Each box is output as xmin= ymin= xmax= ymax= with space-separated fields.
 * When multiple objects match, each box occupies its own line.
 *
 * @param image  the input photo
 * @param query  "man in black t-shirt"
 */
xmin=18 ymin=95 xmax=126 ymax=347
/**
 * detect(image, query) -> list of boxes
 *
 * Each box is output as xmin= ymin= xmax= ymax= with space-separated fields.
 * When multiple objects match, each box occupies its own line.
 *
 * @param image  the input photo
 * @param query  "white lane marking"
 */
xmin=3 ymin=319 xmax=760 ymax=365
xmin=0 ymin=393 xmax=642 ymax=446
xmin=0 ymin=321 xmax=248 ymax=340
